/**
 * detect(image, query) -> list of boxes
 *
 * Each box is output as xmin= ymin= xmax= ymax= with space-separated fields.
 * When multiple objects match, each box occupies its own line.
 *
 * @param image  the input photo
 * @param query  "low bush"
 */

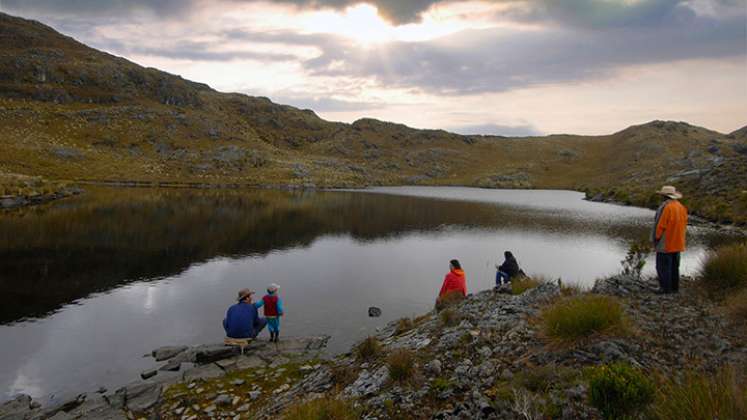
xmin=394 ymin=318 xmax=414 ymax=335
xmin=355 ymin=336 xmax=382 ymax=360
xmin=511 ymin=276 xmax=541 ymax=295
xmin=282 ymin=397 xmax=359 ymax=420
xmin=651 ymin=366 xmax=747 ymax=420
xmin=588 ymin=362 xmax=655 ymax=419
xmin=620 ymin=239 xmax=651 ymax=281
xmin=387 ymin=349 xmax=416 ymax=383
xmin=699 ymin=243 xmax=747 ymax=298
xmin=542 ymin=295 xmax=626 ymax=341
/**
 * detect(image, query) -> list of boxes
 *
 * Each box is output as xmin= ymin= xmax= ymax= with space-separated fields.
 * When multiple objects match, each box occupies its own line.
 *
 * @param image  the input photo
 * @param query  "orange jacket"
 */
xmin=654 ymin=200 xmax=688 ymax=253
xmin=439 ymin=269 xmax=467 ymax=299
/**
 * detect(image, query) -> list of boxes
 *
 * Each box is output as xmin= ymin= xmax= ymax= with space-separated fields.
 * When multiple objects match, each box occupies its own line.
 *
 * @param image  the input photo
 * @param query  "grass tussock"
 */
xmin=724 ymin=289 xmax=747 ymax=326
xmin=282 ymin=397 xmax=359 ymax=420
xmin=330 ymin=365 xmax=357 ymax=387
xmin=435 ymin=290 xmax=465 ymax=311
xmin=511 ymin=276 xmax=542 ymax=295
xmin=700 ymin=243 xmax=747 ymax=298
xmin=355 ymin=336 xmax=382 ymax=361
xmin=542 ymin=295 xmax=627 ymax=342
xmin=387 ymin=349 xmax=416 ymax=383
xmin=394 ymin=317 xmax=414 ymax=335
xmin=651 ymin=366 xmax=747 ymax=420
xmin=438 ymin=307 xmax=461 ymax=327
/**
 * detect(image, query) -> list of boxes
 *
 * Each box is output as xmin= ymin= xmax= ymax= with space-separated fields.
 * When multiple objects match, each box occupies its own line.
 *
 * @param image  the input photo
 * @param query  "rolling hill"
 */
xmin=1 ymin=12 xmax=746 ymax=223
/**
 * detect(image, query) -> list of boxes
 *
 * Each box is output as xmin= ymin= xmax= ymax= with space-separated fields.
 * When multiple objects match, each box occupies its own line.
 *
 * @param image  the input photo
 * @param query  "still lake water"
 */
xmin=0 ymin=186 xmax=735 ymax=404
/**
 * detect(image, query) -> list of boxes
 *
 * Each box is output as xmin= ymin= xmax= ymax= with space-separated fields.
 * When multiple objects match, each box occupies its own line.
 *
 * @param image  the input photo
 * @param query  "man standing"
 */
xmin=651 ymin=186 xmax=688 ymax=294
xmin=223 ymin=289 xmax=267 ymax=339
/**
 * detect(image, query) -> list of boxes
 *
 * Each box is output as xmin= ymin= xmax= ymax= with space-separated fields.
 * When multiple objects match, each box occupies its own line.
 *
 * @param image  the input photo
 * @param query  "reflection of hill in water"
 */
xmin=0 ymin=187 xmax=725 ymax=324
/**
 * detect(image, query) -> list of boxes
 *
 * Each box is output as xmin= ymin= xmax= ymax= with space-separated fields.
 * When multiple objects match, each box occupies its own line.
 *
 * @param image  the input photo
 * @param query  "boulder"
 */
xmin=368 ymin=307 xmax=382 ymax=317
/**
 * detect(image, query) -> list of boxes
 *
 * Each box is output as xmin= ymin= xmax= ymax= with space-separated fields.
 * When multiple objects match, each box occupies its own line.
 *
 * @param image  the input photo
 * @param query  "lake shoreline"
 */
xmin=5 ymin=274 xmax=743 ymax=418
xmin=3 ymin=180 xmax=744 ymax=233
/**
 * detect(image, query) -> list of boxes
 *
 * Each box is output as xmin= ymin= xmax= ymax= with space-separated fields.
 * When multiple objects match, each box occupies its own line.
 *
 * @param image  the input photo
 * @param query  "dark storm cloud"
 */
xmin=303 ymin=9 xmax=746 ymax=94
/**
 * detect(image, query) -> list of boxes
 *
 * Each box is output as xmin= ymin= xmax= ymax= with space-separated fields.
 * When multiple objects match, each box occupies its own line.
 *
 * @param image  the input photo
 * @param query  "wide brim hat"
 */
xmin=237 ymin=288 xmax=255 ymax=301
xmin=656 ymin=185 xmax=683 ymax=199
xmin=267 ymin=283 xmax=280 ymax=293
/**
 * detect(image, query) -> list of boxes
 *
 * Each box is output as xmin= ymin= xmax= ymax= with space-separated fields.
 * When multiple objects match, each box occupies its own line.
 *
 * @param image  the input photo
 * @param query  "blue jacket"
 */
xmin=223 ymin=301 xmax=263 ymax=339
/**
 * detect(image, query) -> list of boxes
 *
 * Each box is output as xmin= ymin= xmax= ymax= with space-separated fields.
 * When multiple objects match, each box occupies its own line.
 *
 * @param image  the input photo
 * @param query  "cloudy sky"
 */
xmin=1 ymin=0 xmax=745 ymax=135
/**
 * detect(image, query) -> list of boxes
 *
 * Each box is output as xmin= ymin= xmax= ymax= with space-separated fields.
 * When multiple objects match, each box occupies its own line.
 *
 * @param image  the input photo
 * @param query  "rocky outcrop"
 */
xmin=0 ymin=336 xmax=329 ymax=419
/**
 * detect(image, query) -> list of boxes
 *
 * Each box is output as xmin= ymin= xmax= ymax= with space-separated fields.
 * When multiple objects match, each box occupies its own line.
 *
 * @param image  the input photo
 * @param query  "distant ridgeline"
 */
xmin=0 ymin=12 xmax=746 ymax=223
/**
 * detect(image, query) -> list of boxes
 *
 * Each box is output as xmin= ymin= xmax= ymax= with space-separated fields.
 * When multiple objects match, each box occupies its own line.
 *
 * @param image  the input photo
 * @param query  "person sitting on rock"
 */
xmin=437 ymin=259 xmax=467 ymax=305
xmin=495 ymin=251 xmax=520 ymax=286
xmin=223 ymin=289 xmax=267 ymax=339
xmin=256 ymin=283 xmax=284 ymax=342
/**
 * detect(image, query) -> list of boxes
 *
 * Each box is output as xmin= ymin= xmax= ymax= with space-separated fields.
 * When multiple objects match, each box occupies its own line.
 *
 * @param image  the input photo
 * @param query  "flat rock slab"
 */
xmin=152 ymin=345 xmax=188 ymax=362
xmin=182 ymin=364 xmax=224 ymax=382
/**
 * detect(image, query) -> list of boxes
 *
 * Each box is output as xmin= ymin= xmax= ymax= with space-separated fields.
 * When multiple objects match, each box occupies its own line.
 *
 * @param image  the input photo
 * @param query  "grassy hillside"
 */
xmin=1 ymin=12 xmax=746 ymax=223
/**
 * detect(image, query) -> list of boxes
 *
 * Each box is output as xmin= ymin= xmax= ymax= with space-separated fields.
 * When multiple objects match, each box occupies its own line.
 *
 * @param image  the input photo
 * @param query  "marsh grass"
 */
xmin=699 ymin=243 xmax=747 ymax=298
xmin=651 ymin=366 xmax=747 ymax=420
xmin=282 ymin=397 xmax=359 ymax=420
xmin=541 ymin=295 xmax=627 ymax=342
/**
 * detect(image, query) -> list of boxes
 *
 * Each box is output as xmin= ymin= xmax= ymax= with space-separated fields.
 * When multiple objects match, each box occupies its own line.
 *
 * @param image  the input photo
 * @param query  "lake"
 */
xmin=0 ymin=186 xmax=736 ymax=404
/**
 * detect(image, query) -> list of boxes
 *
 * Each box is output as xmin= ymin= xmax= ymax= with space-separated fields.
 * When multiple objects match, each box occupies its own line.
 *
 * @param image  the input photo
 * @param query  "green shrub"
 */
xmin=620 ymin=239 xmax=651 ymax=281
xmin=387 ymin=349 xmax=416 ymax=383
xmin=282 ymin=397 xmax=359 ymax=420
xmin=542 ymin=295 xmax=626 ymax=341
xmin=431 ymin=377 xmax=452 ymax=394
xmin=394 ymin=318 xmax=414 ymax=335
xmin=511 ymin=276 xmax=541 ymax=295
xmin=700 ymin=243 xmax=747 ymax=298
xmin=651 ymin=366 xmax=747 ymax=420
xmin=588 ymin=362 xmax=655 ymax=419
xmin=355 ymin=336 xmax=382 ymax=361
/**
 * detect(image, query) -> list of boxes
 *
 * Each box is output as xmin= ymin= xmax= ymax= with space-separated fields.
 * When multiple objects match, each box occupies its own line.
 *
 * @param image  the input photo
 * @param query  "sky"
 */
xmin=1 ymin=0 xmax=745 ymax=136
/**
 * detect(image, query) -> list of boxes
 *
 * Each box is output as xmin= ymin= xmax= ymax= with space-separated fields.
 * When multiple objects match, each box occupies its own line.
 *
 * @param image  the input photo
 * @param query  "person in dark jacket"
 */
xmin=496 ymin=251 xmax=520 ymax=286
xmin=223 ymin=289 xmax=267 ymax=339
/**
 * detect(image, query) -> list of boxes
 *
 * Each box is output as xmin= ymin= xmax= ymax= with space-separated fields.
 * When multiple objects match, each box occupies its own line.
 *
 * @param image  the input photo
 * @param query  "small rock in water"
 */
xmin=368 ymin=307 xmax=382 ymax=317
xmin=140 ymin=369 xmax=157 ymax=380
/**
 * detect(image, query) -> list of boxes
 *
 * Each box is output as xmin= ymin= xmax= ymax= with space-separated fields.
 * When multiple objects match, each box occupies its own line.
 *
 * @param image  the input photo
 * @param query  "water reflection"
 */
xmin=0 ymin=187 xmax=738 ymax=403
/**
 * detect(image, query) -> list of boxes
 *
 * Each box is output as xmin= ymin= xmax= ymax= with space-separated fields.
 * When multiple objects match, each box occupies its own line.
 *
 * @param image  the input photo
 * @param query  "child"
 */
xmin=496 ymin=251 xmax=520 ymax=286
xmin=261 ymin=283 xmax=284 ymax=342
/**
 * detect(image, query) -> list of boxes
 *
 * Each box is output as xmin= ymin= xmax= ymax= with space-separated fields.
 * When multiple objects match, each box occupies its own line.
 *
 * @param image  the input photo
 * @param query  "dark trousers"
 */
xmin=251 ymin=317 xmax=268 ymax=338
xmin=656 ymin=252 xmax=680 ymax=293
xmin=496 ymin=271 xmax=511 ymax=286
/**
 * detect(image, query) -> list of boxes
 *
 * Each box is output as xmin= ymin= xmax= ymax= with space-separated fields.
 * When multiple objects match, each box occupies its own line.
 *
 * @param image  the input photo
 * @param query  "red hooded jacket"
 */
xmin=439 ymin=269 xmax=467 ymax=299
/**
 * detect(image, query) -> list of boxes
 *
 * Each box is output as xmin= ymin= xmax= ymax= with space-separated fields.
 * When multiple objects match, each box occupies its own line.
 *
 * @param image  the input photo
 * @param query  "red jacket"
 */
xmin=439 ymin=269 xmax=467 ymax=299
xmin=262 ymin=295 xmax=279 ymax=317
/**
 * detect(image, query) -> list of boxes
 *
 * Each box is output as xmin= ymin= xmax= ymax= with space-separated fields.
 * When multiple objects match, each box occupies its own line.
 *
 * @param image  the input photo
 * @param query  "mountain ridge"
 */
xmin=1 ymin=11 xmax=746 ymax=223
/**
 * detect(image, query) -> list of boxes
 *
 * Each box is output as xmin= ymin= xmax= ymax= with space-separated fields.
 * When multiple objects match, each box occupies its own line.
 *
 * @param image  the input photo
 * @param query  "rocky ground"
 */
xmin=2 ymin=276 xmax=745 ymax=419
